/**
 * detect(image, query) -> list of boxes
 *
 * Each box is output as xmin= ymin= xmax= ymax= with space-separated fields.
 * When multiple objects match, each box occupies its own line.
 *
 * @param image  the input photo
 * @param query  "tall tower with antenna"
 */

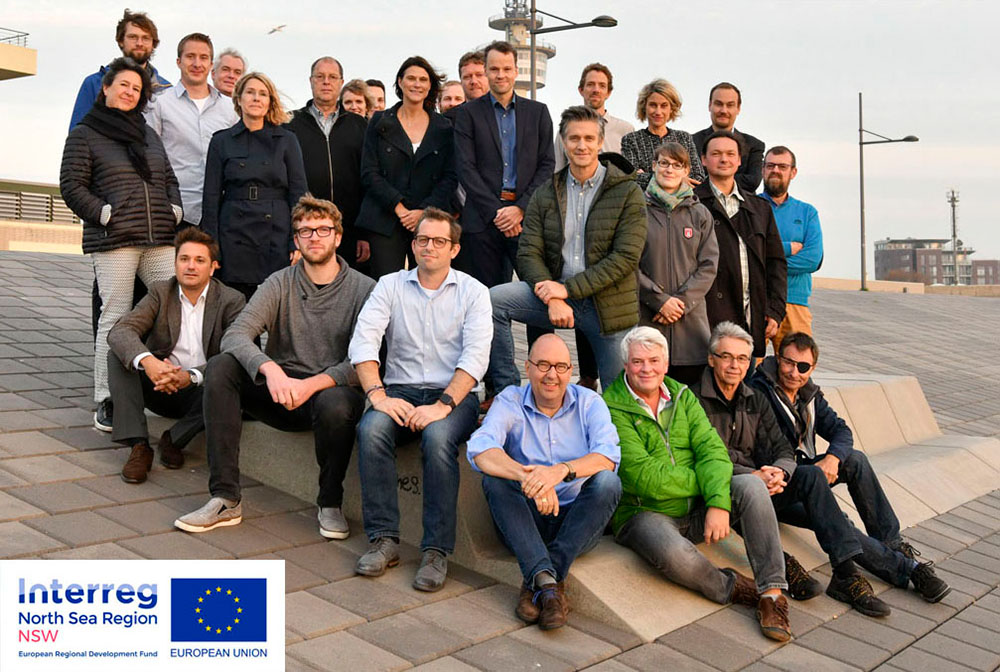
xmin=947 ymin=189 xmax=960 ymax=285
xmin=489 ymin=0 xmax=556 ymax=95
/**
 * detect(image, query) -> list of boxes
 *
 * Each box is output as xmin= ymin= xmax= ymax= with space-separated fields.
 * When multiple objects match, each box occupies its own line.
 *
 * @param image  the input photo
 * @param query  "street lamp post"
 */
xmin=528 ymin=1 xmax=617 ymax=100
xmin=858 ymin=91 xmax=919 ymax=290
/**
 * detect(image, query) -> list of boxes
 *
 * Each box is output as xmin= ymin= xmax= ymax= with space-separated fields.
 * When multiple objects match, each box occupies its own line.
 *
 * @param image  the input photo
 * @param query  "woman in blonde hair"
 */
xmin=202 ymin=71 xmax=308 ymax=300
xmin=621 ymin=78 xmax=705 ymax=189
xmin=340 ymin=79 xmax=374 ymax=118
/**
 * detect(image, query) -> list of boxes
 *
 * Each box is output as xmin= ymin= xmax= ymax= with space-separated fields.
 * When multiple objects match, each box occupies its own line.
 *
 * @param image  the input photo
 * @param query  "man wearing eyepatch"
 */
xmin=751 ymin=332 xmax=950 ymax=604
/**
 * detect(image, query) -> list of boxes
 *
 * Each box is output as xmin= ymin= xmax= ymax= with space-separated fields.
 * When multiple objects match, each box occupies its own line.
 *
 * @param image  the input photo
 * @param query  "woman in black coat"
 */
xmin=202 ymin=71 xmax=308 ymax=300
xmin=356 ymin=55 xmax=457 ymax=277
xmin=59 ymin=57 xmax=183 ymax=429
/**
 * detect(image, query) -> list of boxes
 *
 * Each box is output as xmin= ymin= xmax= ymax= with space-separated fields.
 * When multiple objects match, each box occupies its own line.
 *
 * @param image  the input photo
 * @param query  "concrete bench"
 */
xmin=160 ymin=374 xmax=1000 ymax=642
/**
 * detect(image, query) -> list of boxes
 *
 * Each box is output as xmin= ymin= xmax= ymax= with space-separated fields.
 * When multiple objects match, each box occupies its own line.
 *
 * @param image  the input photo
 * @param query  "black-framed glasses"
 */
xmin=654 ymin=159 xmax=687 ymax=171
xmin=778 ymin=355 xmax=814 ymax=374
xmin=294 ymin=226 xmax=335 ymax=239
xmin=527 ymin=359 xmax=572 ymax=374
xmin=763 ymin=162 xmax=793 ymax=172
xmin=414 ymin=235 xmax=453 ymax=249
xmin=711 ymin=351 xmax=751 ymax=366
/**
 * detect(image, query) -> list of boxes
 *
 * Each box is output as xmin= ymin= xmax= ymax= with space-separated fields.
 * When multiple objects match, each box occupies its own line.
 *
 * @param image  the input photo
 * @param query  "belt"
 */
xmin=499 ymin=189 xmax=516 ymax=202
xmin=224 ymin=186 xmax=288 ymax=201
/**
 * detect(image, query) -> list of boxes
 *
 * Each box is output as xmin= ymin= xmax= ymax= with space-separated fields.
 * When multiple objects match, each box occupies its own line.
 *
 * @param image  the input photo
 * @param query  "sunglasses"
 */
xmin=779 ymin=355 xmax=813 ymax=374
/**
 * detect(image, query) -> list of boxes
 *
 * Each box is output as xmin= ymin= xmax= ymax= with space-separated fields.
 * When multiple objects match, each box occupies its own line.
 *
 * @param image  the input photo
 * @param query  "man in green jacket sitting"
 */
xmin=604 ymin=326 xmax=791 ymax=642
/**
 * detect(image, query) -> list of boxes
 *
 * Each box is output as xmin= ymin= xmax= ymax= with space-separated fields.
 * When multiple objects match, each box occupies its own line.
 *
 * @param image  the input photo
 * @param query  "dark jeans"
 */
xmin=107 ymin=351 xmax=203 ymax=448
xmin=367 ymin=226 xmax=415 ymax=279
xmin=357 ymin=385 xmax=480 ymax=554
xmin=770 ymin=464 xmax=863 ymax=568
xmin=457 ymin=226 xmax=519 ymax=288
xmin=783 ymin=454 xmax=912 ymax=588
xmin=204 ymin=353 xmax=364 ymax=507
xmin=482 ymin=470 xmax=622 ymax=586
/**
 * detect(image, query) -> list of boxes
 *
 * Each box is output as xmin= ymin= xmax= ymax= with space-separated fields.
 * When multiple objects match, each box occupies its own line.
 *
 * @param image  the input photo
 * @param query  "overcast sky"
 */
xmin=1 ymin=0 xmax=995 ymax=279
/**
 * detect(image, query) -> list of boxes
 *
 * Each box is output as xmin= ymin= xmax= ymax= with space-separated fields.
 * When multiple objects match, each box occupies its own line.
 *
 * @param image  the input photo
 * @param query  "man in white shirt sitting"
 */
xmin=107 ymin=227 xmax=245 ymax=483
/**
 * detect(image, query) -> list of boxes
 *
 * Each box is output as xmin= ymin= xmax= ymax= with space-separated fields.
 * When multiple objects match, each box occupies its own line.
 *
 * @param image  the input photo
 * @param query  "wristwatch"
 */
xmin=561 ymin=462 xmax=576 ymax=482
xmin=438 ymin=393 xmax=457 ymax=410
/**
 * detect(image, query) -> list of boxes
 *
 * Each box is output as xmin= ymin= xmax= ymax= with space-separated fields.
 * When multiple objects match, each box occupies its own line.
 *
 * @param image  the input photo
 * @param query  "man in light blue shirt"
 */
xmin=349 ymin=208 xmax=492 ymax=592
xmin=145 ymin=33 xmax=238 ymax=227
xmin=467 ymin=333 xmax=621 ymax=630
xmin=759 ymin=146 xmax=823 ymax=351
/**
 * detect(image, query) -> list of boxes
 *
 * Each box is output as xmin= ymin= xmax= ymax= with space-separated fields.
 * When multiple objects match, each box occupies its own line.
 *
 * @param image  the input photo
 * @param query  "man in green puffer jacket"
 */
xmin=604 ymin=326 xmax=791 ymax=642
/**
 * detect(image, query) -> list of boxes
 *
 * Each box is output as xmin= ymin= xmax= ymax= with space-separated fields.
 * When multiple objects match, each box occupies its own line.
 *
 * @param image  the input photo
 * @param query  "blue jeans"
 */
xmin=616 ymin=473 xmax=787 ymax=602
xmin=487 ymin=281 xmax=627 ymax=393
xmin=357 ymin=385 xmax=479 ymax=554
xmin=482 ymin=470 xmax=622 ymax=586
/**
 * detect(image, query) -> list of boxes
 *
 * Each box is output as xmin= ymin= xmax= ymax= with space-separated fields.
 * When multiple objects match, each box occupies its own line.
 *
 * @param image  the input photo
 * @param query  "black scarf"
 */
xmin=79 ymin=101 xmax=152 ymax=182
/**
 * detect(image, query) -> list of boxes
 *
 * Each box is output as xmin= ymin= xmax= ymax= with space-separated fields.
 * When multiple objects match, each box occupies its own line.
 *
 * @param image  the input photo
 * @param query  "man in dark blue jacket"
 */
xmin=751 ymin=332 xmax=951 ymax=603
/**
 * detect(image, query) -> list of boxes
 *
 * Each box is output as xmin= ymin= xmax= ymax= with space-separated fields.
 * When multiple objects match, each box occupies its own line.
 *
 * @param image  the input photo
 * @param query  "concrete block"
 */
xmin=2 ymin=454 xmax=95 ymax=484
xmin=613 ymin=643 xmax=717 ymax=672
xmin=0 ymin=489 xmax=45 ymax=521
xmin=873 ymin=475 xmax=938 ymax=530
xmin=276 ymin=543 xmax=362 ymax=583
xmin=882 ymin=647 xmax=974 ymax=672
xmin=508 ymin=624 xmax=621 ymax=668
xmin=452 ymin=634 xmax=576 ymax=672
xmin=118 ymin=531 xmax=233 ymax=559
xmin=8 ymin=482 xmax=114 ymax=514
xmin=824 ymin=611 xmax=915 ymax=653
xmin=870 ymin=445 xmax=1000 ymax=514
xmin=879 ymin=377 xmax=941 ymax=443
xmin=835 ymin=381 xmax=905 ymax=456
xmin=284 ymin=590 xmax=365 ymax=639
xmin=308 ymin=576 xmax=422 ymax=621
xmin=0 ymin=430 xmax=75 ymax=456
xmin=43 ymin=542 xmax=142 ymax=560
xmin=408 ymin=594 xmax=524 ymax=644
xmin=912 ymin=632 xmax=1000 ymax=671
xmin=94 ymin=500 xmax=185 ymax=535
xmin=0 ymin=520 xmax=65 ymax=557
xmin=287 ymin=631 xmax=411 ymax=672
xmin=937 ymin=617 xmax=1000 ymax=654
xmin=760 ymin=643 xmax=862 ymax=672
xmin=24 ymin=510 xmax=136 ymax=547
xmin=956 ymin=604 xmax=1000 ymax=631
xmin=411 ymin=657 xmax=482 ymax=672
xmin=795 ymin=627 xmax=891 ymax=669
xmin=658 ymin=622 xmax=762 ymax=671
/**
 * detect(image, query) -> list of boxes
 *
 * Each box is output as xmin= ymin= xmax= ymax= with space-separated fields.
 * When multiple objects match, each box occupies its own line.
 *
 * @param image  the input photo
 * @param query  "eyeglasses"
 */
xmin=311 ymin=74 xmax=342 ymax=82
xmin=711 ymin=351 xmax=751 ymax=366
xmin=294 ymin=226 xmax=335 ymax=239
xmin=764 ymin=162 xmax=793 ymax=172
xmin=778 ymin=355 xmax=814 ymax=374
xmin=414 ymin=235 xmax=453 ymax=249
xmin=655 ymin=160 xmax=687 ymax=171
xmin=527 ymin=359 xmax=572 ymax=374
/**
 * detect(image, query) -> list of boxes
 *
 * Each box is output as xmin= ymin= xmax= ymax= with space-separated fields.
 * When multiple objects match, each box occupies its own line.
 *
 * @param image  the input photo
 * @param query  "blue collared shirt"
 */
xmin=349 ymin=267 xmax=492 ymax=389
xmin=145 ymin=84 xmax=238 ymax=225
xmin=489 ymin=92 xmax=518 ymax=190
xmin=561 ymin=163 xmax=606 ymax=281
xmin=466 ymin=384 xmax=621 ymax=505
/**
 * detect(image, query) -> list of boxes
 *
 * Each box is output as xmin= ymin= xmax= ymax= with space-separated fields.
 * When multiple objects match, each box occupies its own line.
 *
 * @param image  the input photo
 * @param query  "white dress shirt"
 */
xmin=133 ymin=284 xmax=211 ymax=385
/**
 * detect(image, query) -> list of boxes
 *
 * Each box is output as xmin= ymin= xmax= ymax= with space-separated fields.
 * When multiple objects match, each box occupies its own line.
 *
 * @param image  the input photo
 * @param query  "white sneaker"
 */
xmin=174 ymin=497 xmax=242 ymax=533
xmin=318 ymin=507 xmax=349 ymax=539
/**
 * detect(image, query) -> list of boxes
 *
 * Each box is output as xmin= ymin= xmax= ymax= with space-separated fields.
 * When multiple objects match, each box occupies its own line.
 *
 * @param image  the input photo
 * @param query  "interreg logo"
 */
xmin=170 ymin=579 xmax=266 ymax=642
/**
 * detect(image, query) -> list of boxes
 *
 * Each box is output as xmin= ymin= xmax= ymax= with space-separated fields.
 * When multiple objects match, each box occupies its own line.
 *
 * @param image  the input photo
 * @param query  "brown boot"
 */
xmin=757 ymin=595 xmax=792 ymax=642
xmin=515 ymin=584 xmax=540 ymax=623
xmin=157 ymin=430 xmax=183 ymax=469
xmin=727 ymin=569 xmax=759 ymax=607
xmin=121 ymin=442 xmax=154 ymax=483
xmin=537 ymin=585 xmax=568 ymax=630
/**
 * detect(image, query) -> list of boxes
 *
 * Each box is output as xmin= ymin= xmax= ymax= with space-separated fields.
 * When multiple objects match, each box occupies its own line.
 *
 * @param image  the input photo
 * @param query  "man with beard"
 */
xmin=174 ymin=196 xmax=375 ymax=539
xmin=70 ymin=9 xmax=172 ymax=130
xmin=554 ymin=63 xmax=633 ymax=171
xmin=758 ymin=146 xmax=823 ymax=348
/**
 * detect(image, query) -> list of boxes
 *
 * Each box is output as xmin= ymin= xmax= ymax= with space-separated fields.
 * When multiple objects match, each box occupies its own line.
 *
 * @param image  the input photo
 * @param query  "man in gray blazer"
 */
xmin=107 ymin=227 xmax=245 ymax=484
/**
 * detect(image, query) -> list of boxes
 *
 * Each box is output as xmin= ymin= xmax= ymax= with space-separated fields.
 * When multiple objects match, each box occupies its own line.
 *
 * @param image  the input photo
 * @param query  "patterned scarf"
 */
xmin=646 ymin=179 xmax=692 ymax=212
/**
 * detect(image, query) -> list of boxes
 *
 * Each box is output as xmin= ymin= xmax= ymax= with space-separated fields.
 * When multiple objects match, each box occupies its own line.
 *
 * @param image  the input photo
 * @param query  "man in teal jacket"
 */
xmin=604 ymin=326 xmax=791 ymax=642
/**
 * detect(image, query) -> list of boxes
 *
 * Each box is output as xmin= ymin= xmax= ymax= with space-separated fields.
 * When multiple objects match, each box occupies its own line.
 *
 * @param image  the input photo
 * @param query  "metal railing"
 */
xmin=0 ymin=189 xmax=79 ymax=225
xmin=0 ymin=27 xmax=29 ymax=47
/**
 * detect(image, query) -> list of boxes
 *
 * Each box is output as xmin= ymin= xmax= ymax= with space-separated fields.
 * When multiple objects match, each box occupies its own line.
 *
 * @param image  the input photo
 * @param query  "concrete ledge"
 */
xmin=211 ymin=374 xmax=998 ymax=642
xmin=814 ymin=277 xmax=925 ymax=293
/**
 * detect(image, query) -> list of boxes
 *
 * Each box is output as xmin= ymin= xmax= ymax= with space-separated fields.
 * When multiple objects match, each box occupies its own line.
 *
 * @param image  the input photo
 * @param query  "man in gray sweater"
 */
xmin=175 ymin=195 xmax=375 ymax=539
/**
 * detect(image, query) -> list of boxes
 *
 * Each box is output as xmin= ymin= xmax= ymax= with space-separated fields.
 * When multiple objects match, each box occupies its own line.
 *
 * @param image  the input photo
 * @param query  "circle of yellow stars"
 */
xmin=194 ymin=586 xmax=244 ymax=635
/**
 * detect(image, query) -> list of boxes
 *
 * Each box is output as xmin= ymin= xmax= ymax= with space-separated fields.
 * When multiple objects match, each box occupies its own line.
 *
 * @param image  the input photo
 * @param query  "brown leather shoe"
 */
xmin=515 ymin=584 xmax=540 ymax=623
xmin=121 ymin=442 xmax=154 ymax=483
xmin=157 ymin=430 xmax=183 ymax=469
xmin=757 ymin=595 xmax=792 ymax=642
xmin=537 ymin=585 xmax=568 ymax=630
xmin=727 ymin=569 xmax=759 ymax=607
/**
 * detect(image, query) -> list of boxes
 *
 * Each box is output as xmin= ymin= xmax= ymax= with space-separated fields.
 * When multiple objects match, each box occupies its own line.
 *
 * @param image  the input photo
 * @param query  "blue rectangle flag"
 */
xmin=171 ymin=578 xmax=267 ymax=642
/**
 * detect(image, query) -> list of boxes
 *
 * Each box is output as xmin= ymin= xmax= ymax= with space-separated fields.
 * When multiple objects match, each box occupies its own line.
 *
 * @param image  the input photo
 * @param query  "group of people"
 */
xmin=57 ymin=8 xmax=949 ymax=641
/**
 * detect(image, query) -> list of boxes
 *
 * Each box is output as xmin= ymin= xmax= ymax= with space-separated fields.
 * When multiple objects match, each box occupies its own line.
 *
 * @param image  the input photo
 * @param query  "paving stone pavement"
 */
xmin=2 ymin=251 xmax=1000 ymax=671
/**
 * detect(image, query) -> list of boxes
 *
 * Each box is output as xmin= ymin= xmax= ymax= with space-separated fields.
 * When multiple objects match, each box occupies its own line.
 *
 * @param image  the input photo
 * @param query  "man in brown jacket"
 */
xmin=107 ymin=228 xmax=245 ymax=483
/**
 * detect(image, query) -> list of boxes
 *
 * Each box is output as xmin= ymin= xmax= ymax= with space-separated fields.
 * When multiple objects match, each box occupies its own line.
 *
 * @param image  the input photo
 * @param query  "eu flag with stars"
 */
xmin=171 ymin=578 xmax=267 ymax=642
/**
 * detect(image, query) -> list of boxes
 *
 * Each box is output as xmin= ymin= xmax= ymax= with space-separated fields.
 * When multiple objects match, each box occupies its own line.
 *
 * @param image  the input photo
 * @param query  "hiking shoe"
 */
xmin=911 ymin=561 xmax=951 ymax=603
xmin=757 ymin=595 xmax=792 ymax=642
xmin=784 ymin=552 xmax=823 ymax=600
xmin=726 ymin=569 xmax=759 ymax=607
xmin=826 ymin=572 xmax=891 ymax=617
xmin=120 ymin=442 xmax=153 ymax=483
xmin=412 ymin=549 xmax=448 ymax=592
xmin=94 ymin=399 xmax=113 ymax=432
xmin=356 ymin=537 xmax=400 ymax=577
xmin=516 ymin=584 xmax=540 ymax=623
xmin=174 ymin=497 xmax=242 ymax=533
xmin=317 ymin=507 xmax=349 ymax=540
xmin=157 ymin=430 xmax=184 ymax=469
xmin=535 ymin=585 xmax=568 ymax=630
xmin=895 ymin=540 xmax=921 ymax=561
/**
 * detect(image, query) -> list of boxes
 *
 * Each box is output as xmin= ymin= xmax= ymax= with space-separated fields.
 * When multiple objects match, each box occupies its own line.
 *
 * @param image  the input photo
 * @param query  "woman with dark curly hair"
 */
xmin=356 ymin=55 xmax=458 ymax=277
xmin=60 ymin=57 xmax=183 ymax=433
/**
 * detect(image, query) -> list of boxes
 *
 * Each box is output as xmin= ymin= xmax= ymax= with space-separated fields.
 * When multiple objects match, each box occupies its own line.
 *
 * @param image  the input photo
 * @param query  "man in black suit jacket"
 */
xmin=695 ymin=131 xmax=786 ymax=360
xmin=454 ymin=40 xmax=555 ymax=288
xmin=108 ymin=228 xmax=245 ymax=483
xmin=693 ymin=83 xmax=765 ymax=193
